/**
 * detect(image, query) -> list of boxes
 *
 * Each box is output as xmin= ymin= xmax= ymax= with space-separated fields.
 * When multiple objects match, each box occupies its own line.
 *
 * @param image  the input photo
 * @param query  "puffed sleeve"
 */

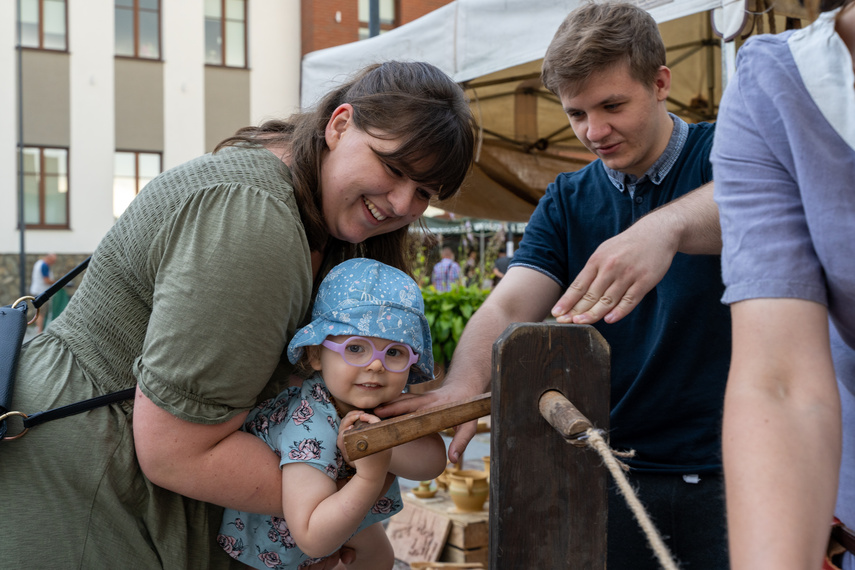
xmin=135 ymin=183 xmax=314 ymax=423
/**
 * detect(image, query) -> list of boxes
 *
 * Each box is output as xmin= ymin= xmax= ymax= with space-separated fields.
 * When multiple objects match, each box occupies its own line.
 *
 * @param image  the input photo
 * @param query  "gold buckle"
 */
xmin=0 ymin=411 xmax=30 ymax=440
xmin=12 ymin=296 xmax=37 ymax=325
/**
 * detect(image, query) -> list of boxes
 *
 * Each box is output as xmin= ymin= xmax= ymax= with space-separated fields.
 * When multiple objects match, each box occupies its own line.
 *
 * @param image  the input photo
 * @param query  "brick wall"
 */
xmin=301 ymin=0 xmax=453 ymax=55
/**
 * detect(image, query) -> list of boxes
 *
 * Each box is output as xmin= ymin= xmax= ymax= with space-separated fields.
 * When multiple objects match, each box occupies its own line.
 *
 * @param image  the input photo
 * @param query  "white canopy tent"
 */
xmin=301 ymin=0 xmax=782 ymax=221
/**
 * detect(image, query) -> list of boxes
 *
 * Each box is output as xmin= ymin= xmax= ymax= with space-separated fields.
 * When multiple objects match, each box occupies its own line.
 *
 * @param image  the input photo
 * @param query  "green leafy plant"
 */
xmin=421 ymin=284 xmax=490 ymax=367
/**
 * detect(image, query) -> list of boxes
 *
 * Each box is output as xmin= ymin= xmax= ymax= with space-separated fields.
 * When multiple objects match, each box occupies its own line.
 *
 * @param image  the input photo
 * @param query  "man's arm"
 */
xmin=552 ymin=182 xmax=720 ymax=325
xmin=376 ymin=267 xmax=562 ymax=462
xmin=724 ymin=298 xmax=840 ymax=569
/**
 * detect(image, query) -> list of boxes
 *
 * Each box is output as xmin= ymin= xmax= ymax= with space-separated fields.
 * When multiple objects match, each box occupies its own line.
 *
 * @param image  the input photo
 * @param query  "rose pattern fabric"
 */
xmin=218 ymin=375 xmax=403 ymax=569
xmin=290 ymin=399 xmax=314 ymax=431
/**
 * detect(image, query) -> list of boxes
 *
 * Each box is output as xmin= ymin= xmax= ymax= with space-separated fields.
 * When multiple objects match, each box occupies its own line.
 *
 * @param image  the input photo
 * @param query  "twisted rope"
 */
xmin=584 ymin=428 xmax=681 ymax=570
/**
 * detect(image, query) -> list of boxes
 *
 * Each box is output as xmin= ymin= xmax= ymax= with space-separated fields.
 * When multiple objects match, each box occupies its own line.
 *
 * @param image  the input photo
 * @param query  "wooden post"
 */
xmin=490 ymin=323 xmax=610 ymax=569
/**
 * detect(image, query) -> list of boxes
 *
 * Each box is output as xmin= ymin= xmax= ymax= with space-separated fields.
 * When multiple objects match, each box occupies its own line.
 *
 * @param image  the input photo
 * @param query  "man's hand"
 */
xmin=551 ymin=182 xmax=720 ymax=325
xmin=551 ymin=219 xmax=676 ymax=325
xmin=375 ymin=384 xmax=480 ymax=464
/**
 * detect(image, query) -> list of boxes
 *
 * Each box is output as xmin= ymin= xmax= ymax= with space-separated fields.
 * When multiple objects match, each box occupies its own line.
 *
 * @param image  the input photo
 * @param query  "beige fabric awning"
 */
xmin=302 ymin=1 xmax=726 ymax=221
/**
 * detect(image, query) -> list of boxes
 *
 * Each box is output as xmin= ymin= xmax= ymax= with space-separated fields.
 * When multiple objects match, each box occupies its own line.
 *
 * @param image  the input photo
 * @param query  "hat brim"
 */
xmin=287 ymin=300 xmax=434 ymax=385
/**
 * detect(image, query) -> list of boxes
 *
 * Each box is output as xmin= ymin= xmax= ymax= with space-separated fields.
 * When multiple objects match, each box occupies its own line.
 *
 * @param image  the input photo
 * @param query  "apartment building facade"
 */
xmin=0 ymin=0 xmax=302 ymax=301
xmin=1 ymin=0 xmax=453 ymax=302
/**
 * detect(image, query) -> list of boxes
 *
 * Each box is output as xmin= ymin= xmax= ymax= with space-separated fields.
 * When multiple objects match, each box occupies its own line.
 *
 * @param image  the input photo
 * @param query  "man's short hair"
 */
xmin=541 ymin=2 xmax=666 ymax=98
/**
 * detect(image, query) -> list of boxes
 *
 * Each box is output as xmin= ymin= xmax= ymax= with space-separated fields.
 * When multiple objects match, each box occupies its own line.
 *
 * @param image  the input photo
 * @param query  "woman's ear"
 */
xmin=324 ymin=103 xmax=354 ymax=150
xmin=306 ymin=345 xmax=323 ymax=371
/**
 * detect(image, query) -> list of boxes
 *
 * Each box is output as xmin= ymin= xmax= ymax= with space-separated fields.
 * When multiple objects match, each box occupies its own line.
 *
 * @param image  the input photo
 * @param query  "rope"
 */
xmin=583 ymin=428 xmax=681 ymax=570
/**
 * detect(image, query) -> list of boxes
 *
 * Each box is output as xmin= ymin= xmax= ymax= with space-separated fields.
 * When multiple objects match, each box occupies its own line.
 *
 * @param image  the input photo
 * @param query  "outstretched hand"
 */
xmin=374 ymin=384 xmax=481 ymax=465
xmin=550 ymin=216 xmax=677 ymax=325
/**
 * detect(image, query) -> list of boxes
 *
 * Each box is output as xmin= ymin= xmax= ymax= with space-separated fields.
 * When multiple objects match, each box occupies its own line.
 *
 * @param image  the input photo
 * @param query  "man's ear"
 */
xmin=653 ymin=66 xmax=672 ymax=102
xmin=324 ymin=103 xmax=354 ymax=150
xmin=306 ymin=345 xmax=323 ymax=371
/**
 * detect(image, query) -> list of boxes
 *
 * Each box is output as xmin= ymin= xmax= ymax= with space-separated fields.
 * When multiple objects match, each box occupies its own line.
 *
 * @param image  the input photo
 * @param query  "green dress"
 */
xmin=0 ymin=147 xmax=314 ymax=568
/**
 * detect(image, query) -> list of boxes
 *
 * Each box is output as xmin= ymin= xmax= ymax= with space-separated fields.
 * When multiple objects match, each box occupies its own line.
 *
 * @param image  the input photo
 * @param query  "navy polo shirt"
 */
xmin=512 ymin=121 xmax=730 ymax=472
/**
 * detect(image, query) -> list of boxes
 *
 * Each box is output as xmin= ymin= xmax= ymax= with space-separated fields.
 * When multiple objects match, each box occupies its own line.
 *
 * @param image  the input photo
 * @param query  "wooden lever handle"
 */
xmin=538 ymin=390 xmax=592 ymax=447
xmin=342 ymin=392 xmax=491 ymax=460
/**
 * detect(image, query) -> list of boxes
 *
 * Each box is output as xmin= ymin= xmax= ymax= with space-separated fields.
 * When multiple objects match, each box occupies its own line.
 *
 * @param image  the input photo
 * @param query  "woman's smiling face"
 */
xmin=319 ymin=104 xmax=438 ymax=244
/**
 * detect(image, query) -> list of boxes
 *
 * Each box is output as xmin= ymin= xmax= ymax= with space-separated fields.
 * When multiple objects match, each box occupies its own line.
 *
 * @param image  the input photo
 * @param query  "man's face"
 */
xmin=559 ymin=61 xmax=672 ymax=178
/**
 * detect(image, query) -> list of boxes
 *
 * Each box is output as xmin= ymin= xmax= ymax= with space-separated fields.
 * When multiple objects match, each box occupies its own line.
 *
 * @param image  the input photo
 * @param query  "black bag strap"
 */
xmin=1 ymin=256 xmax=135 ymax=443
xmin=22 ymin=388 xmax=136 ymax=430
xmin=32 ymin=256 xmax=90 ymax=309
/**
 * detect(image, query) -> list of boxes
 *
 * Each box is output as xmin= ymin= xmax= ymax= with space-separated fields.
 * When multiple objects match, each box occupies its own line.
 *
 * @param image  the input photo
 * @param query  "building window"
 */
xmin=113 ymin=151 xmax=161 ymax=218
xmin=205 ymin=0 xmax=247 ymax=67
xmin=21 ymin=146 xmax=69 ymax=228
xmin=358 ymin=0 xmax=396 ymax=40
xmin=115 ymin=0 xmax=161 ymax=59
xmin=18 ymin=0 xmax=68 ymax=51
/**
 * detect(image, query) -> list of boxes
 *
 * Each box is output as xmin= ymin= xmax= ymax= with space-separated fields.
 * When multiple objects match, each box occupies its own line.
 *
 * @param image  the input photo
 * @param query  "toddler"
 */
xmin=218 ymin=258 xmax=447 ymax=569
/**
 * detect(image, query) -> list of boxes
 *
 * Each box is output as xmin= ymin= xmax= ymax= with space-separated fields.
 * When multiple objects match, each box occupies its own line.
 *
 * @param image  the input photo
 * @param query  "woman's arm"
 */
xmin=724 ymin=298 xmax=841 ymax=569
xmin=133 ymin=387 xmax=285 ymax=516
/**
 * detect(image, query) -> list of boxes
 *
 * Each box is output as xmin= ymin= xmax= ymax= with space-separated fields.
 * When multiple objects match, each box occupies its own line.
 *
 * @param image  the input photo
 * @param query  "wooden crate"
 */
xmin=391 ymin=490 xmax=489 ymax=566
xmin=440 ymin=543 xmax=488 ymax=566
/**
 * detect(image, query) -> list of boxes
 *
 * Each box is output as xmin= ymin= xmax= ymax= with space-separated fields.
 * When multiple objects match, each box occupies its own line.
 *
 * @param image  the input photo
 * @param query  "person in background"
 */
xmin=711 ymin=1 xmax=855 ymax=567
xmin=29 ymin=252 xmax=56 ymax=334
xmin=464 ymin=250 xmax=479 ymax=286
xmin=491 ymin=250 xmax=510 ymax=287
xmin=1 ymin=61 xmax=475 ymax=569
xmin=379 ymin=4 xmax=729 ymax=568
xmin=431 ymin=246 xmax=461 ymax=292
xmin=218 ymin=259 xmax=445 ymax=570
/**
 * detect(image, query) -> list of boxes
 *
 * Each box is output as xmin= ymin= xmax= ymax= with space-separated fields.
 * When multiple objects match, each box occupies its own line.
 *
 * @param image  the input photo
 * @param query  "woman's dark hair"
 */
xmin=216 ymin=61 xmax=476 ymax=278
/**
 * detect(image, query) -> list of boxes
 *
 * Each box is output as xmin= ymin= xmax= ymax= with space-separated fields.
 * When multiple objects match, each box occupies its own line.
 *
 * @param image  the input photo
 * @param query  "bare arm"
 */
xmin=552 ymin=182 xmax=720 ymax=325
xmin=283 ymin=411 xmax=393 ymax=558
xmin=724 ymin=298 xmax=841 ymax=569
xmin=388 ymin=431 xmax=447 ymax=481
xmin=376 ymin=267 xmax=562 ymax=462
xmin=133 ymin=387 xmax=285 ymax=516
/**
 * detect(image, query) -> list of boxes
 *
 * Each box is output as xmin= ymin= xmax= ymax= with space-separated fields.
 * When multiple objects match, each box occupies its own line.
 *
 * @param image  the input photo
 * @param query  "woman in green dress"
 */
xmin=1 ymin=61 xmax=475 ymax=569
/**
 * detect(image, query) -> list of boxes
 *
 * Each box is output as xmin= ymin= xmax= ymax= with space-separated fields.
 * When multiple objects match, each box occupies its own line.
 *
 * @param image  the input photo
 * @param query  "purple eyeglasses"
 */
xmin=321 ymin=336 xmax=418 ymax=372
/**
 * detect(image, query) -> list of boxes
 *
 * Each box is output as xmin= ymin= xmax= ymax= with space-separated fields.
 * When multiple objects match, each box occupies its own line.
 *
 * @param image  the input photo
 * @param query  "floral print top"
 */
xmin=217 ymin=374 xmax=402 ymax=569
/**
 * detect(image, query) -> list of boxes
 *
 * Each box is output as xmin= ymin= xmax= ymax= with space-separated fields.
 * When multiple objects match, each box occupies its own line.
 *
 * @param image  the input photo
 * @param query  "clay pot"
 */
xmin=412 ymin=480 xmax=438 ymax=499
xmin=435 ymin=464 xmax=459 ymax=491
xmin=448 ymin=469 xmax=489 ymax=512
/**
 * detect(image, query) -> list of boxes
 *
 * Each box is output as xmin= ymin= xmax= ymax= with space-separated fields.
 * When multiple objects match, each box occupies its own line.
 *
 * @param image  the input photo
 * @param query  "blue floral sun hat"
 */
xmin=287 ymin=258 xmax=434 ymax=384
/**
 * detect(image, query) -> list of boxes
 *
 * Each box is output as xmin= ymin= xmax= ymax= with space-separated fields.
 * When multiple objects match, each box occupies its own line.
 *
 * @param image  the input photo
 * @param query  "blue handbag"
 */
xmin=0 ymin=257 xmax=134 ymax=442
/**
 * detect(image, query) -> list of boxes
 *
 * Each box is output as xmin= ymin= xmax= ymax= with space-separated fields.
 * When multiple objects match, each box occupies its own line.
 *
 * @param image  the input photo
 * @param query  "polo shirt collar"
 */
xmin=604 ymin=113 xmax=688 ymax=196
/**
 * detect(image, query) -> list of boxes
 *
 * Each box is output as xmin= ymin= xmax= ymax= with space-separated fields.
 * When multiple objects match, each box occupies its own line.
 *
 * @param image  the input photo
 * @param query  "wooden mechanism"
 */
xmin=538 ymin=389 xmax=593 ymax=448
xmin=490 ymin=323 xmax=610 ymax=569
xmin=342 ymin=393 xmax=492 ymax=460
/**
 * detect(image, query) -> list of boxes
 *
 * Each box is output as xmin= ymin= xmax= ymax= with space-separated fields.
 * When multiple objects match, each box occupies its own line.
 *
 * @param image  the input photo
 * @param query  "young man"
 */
xmin=380 ymin=4 xmax=729 ymax=568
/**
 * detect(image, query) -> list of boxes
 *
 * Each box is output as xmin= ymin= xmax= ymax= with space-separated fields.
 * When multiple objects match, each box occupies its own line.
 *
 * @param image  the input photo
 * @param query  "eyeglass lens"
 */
xmin=340 ymin=338 xmax=412 ymax=371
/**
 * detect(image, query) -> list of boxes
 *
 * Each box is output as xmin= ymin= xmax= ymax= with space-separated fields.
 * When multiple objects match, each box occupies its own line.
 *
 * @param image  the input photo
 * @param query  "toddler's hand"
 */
xmin=337 ymin=410 xmax=392 ymax=481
